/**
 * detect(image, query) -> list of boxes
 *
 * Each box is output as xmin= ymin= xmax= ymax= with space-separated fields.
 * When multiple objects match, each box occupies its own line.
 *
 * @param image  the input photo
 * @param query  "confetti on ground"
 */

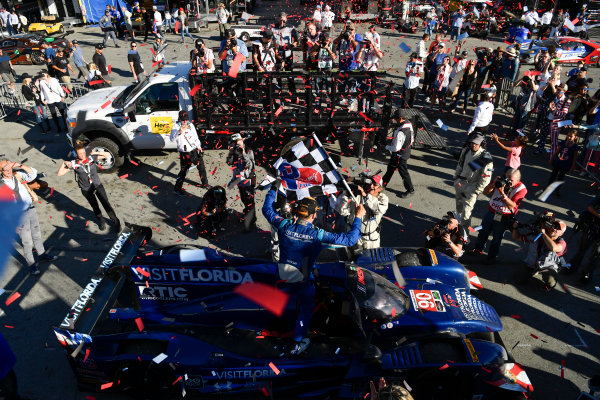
xmin=5 ymin=292 xmax=21 ymax=306
xmin=100 ymin=100 xmax=111 ymax=109
xmin=233 ymin=282 xmax=289 ymax=317
xmin=530 ymin=333 xmax=538 ymax=339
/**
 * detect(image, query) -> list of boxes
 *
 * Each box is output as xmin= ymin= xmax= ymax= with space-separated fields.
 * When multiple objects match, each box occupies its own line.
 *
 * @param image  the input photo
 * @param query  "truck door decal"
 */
xmin=150 ymin=117 xmax=173 ymax=134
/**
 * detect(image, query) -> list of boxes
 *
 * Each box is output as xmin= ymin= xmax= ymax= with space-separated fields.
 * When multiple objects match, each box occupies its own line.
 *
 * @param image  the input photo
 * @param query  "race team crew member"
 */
xmin=425 ymin=212 xmax=469 ymax=258
xmin=262 ymin=184 xmax=365 ymax=355
xmin=196 ymin=185 xmax=228 ymax=237
xmin=170 ymin=110 xmax=208 ymax=195
xmin=454 ymin=134 xmax=493 ymax=228
xmin=383 ymin=111 xmax=415 ymax=198
xmin=472 ymin=168 xmax=527 ymax=264
xmin=227 ymin=133 xmax=256 ymax=229
xmin=335 ymin=174 xmax=389 ymax=250
xmin=1 ymin=159 xmax=57 ymax=275
xmin=467 ymin=93 xmax=494 ymax=137
xmin=511 ymin=216 xmax=566 ymax=288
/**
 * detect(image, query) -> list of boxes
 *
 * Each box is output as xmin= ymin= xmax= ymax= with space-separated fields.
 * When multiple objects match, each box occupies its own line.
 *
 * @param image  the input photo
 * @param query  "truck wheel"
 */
xmin=378 ymin=384 xmax=414 ymax=400
xmin=87 ymin=137 xmax=124 ymax=173
xmin=240 ymin=32 xmax=250 ymax=42
xmin=31 ymin=50 xmax=45 ymax=65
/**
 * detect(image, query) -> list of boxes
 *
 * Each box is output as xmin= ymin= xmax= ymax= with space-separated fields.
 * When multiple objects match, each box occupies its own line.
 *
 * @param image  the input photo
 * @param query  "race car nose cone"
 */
xmin=468 ymin=271 xmax=483 ymax=290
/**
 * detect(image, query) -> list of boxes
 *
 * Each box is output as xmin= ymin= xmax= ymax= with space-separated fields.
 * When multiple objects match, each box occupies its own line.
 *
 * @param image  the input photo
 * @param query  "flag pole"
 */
xmin=311 ymin=133 xmax=358 ymax=203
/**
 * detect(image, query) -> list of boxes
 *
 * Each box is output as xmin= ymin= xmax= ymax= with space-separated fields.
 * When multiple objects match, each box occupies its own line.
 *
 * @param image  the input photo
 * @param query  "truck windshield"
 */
xmin=114 ymin=78 xmax=149 ymax=108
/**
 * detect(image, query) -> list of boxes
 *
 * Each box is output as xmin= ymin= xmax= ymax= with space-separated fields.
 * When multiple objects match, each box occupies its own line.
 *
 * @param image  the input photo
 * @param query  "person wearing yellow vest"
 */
xmin=0 ymin=159 xmax=57 ymax=275
xmin=472 ymin=168 xmax=527 ymax=264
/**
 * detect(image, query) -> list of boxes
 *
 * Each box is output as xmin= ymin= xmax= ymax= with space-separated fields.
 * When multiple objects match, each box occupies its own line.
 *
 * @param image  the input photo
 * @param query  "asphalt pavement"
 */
xmin=0 ymin=2 xmax=599 ymax=399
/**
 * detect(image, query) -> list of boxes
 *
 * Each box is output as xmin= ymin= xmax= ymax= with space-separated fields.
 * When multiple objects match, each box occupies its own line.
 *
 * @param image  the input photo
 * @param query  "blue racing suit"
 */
xmin=262 ymin=189 xmax=362 ymax=341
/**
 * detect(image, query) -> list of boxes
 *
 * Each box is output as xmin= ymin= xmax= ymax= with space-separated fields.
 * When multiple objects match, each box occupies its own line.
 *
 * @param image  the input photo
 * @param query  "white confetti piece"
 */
xmin=152 ymin=353 xmax=168 ymax=364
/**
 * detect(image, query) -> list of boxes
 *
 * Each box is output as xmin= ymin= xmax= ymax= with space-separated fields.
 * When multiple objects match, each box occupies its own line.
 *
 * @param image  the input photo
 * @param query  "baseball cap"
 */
xmin=460 ymin=50 xmax=468 ymax=58
xmin=438 ymin=42 xmax=445 ymax=48
xmin=296 ymin=197 xmax=320 ymax=217
xmin=95 ymin=43 xmax=104 ymax=49
xmin=195 ymin=38 xmax=204 ymax=47
xmin=72 ymin=39 xmax=78 ymax=44
xmin=231 ymin=133 xmax=243 ymax=141
xmin=261 ymin=29 xmax=273 ymax=39
xmin=469 ymin=134 xmax=485 ymax=145
xmin=178 ymin=110 xmax=189 ymax=121
xmin=226 ymin=28 xmax=236 ymax=38
xmin=372 ymin=175 xmax=383 ymax=186
xmin=410 ymin=52 xmax=418 ymax=58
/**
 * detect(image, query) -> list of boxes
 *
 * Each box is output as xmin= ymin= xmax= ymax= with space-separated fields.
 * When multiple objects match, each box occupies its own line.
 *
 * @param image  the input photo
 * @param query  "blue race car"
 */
xmin=508 ymin=36 xmax=600 ymax=66
xmin=53 ymin=224 xmax=532 ymax=399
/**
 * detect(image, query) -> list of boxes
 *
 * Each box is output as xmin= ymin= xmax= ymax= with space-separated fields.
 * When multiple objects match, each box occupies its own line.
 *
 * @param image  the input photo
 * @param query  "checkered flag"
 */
xmin=267 ymin=135 xmax=344 ymax=201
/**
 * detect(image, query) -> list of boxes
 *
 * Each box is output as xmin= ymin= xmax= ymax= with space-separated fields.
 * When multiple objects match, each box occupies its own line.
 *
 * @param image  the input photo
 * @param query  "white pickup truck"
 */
xmin=66 ymin=62 xmax=194 ymax=173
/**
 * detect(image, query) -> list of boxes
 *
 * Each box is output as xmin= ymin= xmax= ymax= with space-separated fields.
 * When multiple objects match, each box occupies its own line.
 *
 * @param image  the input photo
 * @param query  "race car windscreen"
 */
xmin=346 ymin=265 xmax=409 ymax=323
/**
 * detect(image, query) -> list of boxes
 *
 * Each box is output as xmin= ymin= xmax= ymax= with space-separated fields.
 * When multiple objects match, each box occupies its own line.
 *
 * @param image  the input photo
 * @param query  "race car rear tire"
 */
xmin=378 ymin=384 xmax=414 ymax=400
xmin=31 ymin=50 xmax=45 ymax=65
xmin=87 ymin=137 xmax=124 ymax=173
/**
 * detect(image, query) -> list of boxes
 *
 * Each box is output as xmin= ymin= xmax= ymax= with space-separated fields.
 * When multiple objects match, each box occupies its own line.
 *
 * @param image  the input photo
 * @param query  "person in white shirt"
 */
xmin=313 ymin=4 xmax=322 ymax=28
xmin=356 ymin=32 xmax=383 ymax=71
xmin=418 ymin=33 xmax=429 ymax=59
xmin=216 ymin=3 xmax=230 ymax=40
xmin=403 ymin=53 xmax=423 ymax=108
xmin=383 ymin=111 xmax=415 ymax=197
xmin=321 ymin=5 xmax=335 ymax=31
xmin=191 ymin=38 xmax=215 ymax=73
xmin=0 ymin=159 xmax=57 ymax=275
xmin=430 ymin=55 xmax=451 ymax=110
xmin=8 ymin=9 xmax=18 ymax=35
xmin=539 ymin=10 xmax=553 ymax=38
xmin=170 ymin=110 xmax=208 ymax=195
xmin=524 ymin=9 xmax=540 ymax=30
xmin=152 ymin=36 xmax=166 ymax=66
xmin=0 ymin=9 xmax=9 ymax=33
xmin=39 ymin=70 xmax=67 ymax=132
xmin=366 ymin=25 xmax=381 ymax=49
xmin=18 ymin=12 xmax=27 ymax=32
xmin=153 ymin=6 xmax=164 ymax=38
xmin=122 ymin=6 xmax=134 ymax=40
xmin=468 ymin=93 xmax=494 ymax=136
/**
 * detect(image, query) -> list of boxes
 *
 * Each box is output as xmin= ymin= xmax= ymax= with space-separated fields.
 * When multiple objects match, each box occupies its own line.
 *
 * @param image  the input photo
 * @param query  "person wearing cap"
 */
xmin=511 ymin=75 xmax=538 ymax=133
xmin=335 ymin=174 xmax=388 ymax=250
xmin=273 ymin=12 xmax=298 ymax=95
xmin=41 ymin=42 xmax=56 ymax=78
xmin=1 ymin=159 xmax=58 ymax=275
xmin=467 ymin=93 xmax=494 ymax=136
xmin=566 ymin=66 xmax=587 ymax=93
xmin=152 ymin=36 xmax=166 ymax=67
xmin=253 ymin=29 xmax=278 ymax=73
xmin=302 ymin=22 xmax=322 ymax=65
xmin=52 ymin=47 xmax=75 ymax=93
xmin=454 ymin=133 xmax=493 ymax=228
xmin=511 ymin=213 xmax=567 ymax=288
xmin=153 ymin=6 xmax=164 ymax=39
xmin=191 ymin=38 xmax=215 ymax=74
xmin=450 ymin=60 xmax=477 ymax=114
xmin=450 ymin=6 xmax=466 ymax=42
xmin=216 ymin=3 xmax=230 ymax=40
xmin=196 ymin=186 xmax=228 ymax=237
xmin=497 ymin=47 xmax=520 ymax=109
xmin=539 ymin=9 xmax=553 ymax=39
xmin=226 ymin=133 xmax=256 ymax=227
xmin=219 ymin=28 xmax=249 ymax=75
xmin=21 ymin=73 xmax=51 ymax=134
xmin=425 ymin=212 xmax=469 ymax=258
xmin=127 ymin=41 xmax=145 ymax=83
xmin=39 ymin=70 xmax=67 ymax=132
xmin=471 ymin=168 xmax=527 ymax=264
xmin=383 ymin=110 xmax=415 ymax=198
xmin=70 ymin=40 xmax=89 ymax=80
xmin=309 ymin=31 xmax=336 ymax=87
xmin=262 ymin=180 xmax=366 ymax=354
xmin=403 ymin=53 xmax=422 ymax=108
xmin=179 ymin=8 xmax=194 ymax=43
xmin=313 ymin=4 xmax=322 ymax=28
xmin=356 ymin=31 xmax=383 ymax=72
xmin=170 ymin=110 xmax=208 ymax=195
xmin=523 ymin=8 xmax=540 ymax=32
xmin=92 ymin=44 xmax=111 ymax=85
xmin=122 ymin=6 xmax=134 ymax=41
xmin=100 ymin=10 xmax=120 ymax=48
xmin=57 ymin=140 xmax=120 ymax=232
xmin=321 ymin=5 xmax=335 ymax=31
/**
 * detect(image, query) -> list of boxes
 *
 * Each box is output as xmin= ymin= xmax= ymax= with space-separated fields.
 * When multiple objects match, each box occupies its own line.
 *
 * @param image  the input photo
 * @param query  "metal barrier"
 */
xmin=0 ymin=81 xmax=90 ymax=118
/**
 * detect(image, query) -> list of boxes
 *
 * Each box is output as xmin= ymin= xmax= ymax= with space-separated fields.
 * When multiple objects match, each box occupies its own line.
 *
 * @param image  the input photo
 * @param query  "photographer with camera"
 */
xmin=568 ymin=194 xmax=600 ymax=284
xmin=454 ymin=134 xmax=494 ymax=228
xmin=273 ymin=12 xmax=298 ymax=95
xmin=226 ymin=134 xmax=256 ymax=231
xmin=335 ymin=174 xmax=389 ymax=250
xmin=253 ymin=29 xmax=279 ymax=72
xmin=302 ymin=22 xmax=322 ymax=65
xmin=309 ymin=32 xmax=336 ymax=94
xmin=402 ymin=53 xmax=423 ymax=108
xmin=170 ymin=111 xmax=208 ymax=195
xmin=196 ymin=186 xmax=228 ymax=238
xmin=511 ymin=212 xmax=567 ymax=288
xmin=219 ymin=29 xmax=249 ymax=109
xmin=382 ymin=110 xmax=415 ymax=198
xmin=471 ymin=168 xmax=527 ymax=264
xmin=334 ymin=22 xmax=362 ymax=105
xmin=355 ymin=32 xmax=383 ymax=72
xmin=190 ymin=38 xmax=215 ymax=74
xmin=425 ymin=212 xmax=469 ymax=258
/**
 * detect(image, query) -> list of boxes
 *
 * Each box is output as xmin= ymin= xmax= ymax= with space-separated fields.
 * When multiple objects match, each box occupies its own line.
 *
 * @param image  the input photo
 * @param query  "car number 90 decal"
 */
xmin=409 ymin=290 xmax=446 ymax=312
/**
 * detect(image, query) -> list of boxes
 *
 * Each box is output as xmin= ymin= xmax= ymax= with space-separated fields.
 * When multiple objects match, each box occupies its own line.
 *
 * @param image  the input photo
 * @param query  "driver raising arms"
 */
xmin=262 ymin=181 xmax=366 ymax=355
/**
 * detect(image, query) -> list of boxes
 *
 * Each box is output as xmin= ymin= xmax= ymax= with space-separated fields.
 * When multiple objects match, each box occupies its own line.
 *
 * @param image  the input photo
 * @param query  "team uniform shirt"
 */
xmin=99 ymin=15 xmax=114 ymax=30
xmin=313 ymin=9 xmax=322 ymax=24
xmin=39 ymin=78 xmax=65 ymax=103
xmin=455 ymin=146 xmax=494 ymax=189
xmin=170 ymin=121 xmax=201 ymax=153
xmin=524 ymin=11 xmax=540 ymax=26
xmin=541 ymin=11 xmax=553 ymax=25
xmin=219 ymin=38 xmax=249 ymax=74
xmin=386 ymin=121 xmax=414 ymax=159
xmin=262 ymin=189 xmax=362 ymax=283
xmin=2 ymin=168 xmax=37 ymax=210
xmin=358 ymin=47 xmax=380 ymax=71
xmin=273 ymin=25 xmax=297 ymax=59
xmin=425 ymin=224 xmax=469 ymax=258
xmin=192 ymin=48 xmax=215 ymax=73
xmin=488 ymin=182 xmax=527 ymax=214
xmin=253 ymin=40 xmax=277 ymax=71
xmin=405 ymin=60 xmax=423 ymax=89
xmin=316 ymin=44 xmax=334 ymax=69
xmin=468 ymin=100 xmax=494 ymax=133
xmin=418 ymin=39 xmax=428 ymax=59
xmin=71 ymin=156 xmax=102 ymax=191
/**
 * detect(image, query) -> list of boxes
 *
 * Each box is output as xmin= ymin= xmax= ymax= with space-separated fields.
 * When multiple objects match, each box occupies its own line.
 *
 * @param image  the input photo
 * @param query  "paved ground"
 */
xmin=0 ymin=2 xmax=599 ymax=399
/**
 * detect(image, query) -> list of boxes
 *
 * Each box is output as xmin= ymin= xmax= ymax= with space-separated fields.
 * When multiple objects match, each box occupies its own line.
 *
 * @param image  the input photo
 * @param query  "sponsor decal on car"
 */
xmin=454 ymin=288 xmax=489 ymax=321
xmin=131 ymin=266 xmax=254 ymax=284
xmin=409 ymin=289 xmax=446 ymax=312
xmin=463 ymin=338 xmax=480 ymax=363
xmin=101 ymin=231 xmax=131 ymax=269
xmin=137 ymin=285 xmax=188 ymax=301
xmin=211 ymin=368 xmax=287 ymax=379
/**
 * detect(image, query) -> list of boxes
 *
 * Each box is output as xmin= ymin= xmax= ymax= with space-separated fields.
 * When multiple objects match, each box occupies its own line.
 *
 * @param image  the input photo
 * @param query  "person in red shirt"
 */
xmin=471 ymin=168 xmax=527 ymax=264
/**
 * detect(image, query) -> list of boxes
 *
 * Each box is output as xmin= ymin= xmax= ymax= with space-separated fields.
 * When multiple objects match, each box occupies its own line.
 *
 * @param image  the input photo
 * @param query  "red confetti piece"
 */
xmin=130 ymin=160 xmax=139 ymax=166
xmin=589 ymin=162 xmax=596 ymax=167
xmin=532 ymin=183 xmax=539 ymax=187
xmin=530 ymin=333 xmax=539 ymax=339
xmin=120 ymin=174 xmax=128 ymax=179
xmin=4 ymin=325 xmax=14 ymax=328
xmin=409 ymin=203 xmax=412 ymax=208
xmin=227 ymin=53 xmax=246 ymax=79
xmin=17 ymin=109 xmax=21 ymax=115
xmin=88 ymin=79 xmax=105 ymax=86
xmin=5 ymin=292 xmax=21 ymax=306
xmin=107 ymin=65 xmax=112 ymax=74
xmin=560 ymin=359 xmax=565 ymax=378
xmin=100 ymin=100 xmax=111 ymax=109
xmin=65 ymin=214 xmax=73 ymax=220
xmin=83 ymin=348 xmax=90 ymax=363
xmin=172 ymin=376 xmax=182 ymax=385
xmin=233 ymin=282 xmax=289 ymax=317
xmin=468 ymin=226 xmax=476 ymax=232
xmin=81 ymin=258 xmax=88 ymax=262
xmin=135 ymin=317 xmax=144 ymax=332
xmin=268 ymin=362 xmax=280 ymax=375
xmin=136 ymin=267 xmax=150 ymax=277
xmin=100 ymin=382 xmax=113 ymax=390
xmin=189 ymin=84 xmax=201 ymax=96
xmin=439 ymin=364 xmax=449 ymax=370
xmin=511 ymin=315 xmax=521 ymax=319
xmin=274 ymin=106 xmax=283 ymax=117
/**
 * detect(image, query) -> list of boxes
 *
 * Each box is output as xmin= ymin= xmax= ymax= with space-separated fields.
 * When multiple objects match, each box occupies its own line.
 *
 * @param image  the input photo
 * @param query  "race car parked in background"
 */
xmin=53 ymin=224 xmax=532 ymax=399
xmin=511 ymin=36 xmax=600 ymax=66
xmin=0 ymin=34 xmax=71 ymax=65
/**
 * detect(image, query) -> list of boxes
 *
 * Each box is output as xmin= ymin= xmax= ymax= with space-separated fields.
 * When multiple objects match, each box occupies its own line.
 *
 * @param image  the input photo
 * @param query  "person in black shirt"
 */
xmin=196 ymin=186 xmax=228 ymax=237
xmin=56 ymin=140 xmax=120 ymax=231
xmin=127 ymin=42 xmax=145 ymax=83
xmin=425 ymin=212 xmax=469 ymax=258
xmin=21 ymin=73 xmax=51 ymax=133
xmin=92 ymin=44 xmax=111 ymax=85
xmin=52 ymin=48 xmax=75 ymax=93
xmin=142 ymin=7 xmax=153 ymax=42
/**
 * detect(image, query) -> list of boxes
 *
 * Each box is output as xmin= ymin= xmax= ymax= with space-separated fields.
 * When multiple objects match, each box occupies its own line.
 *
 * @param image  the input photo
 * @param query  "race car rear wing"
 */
xmin=57 ymin=223 xmax=152 ymax=334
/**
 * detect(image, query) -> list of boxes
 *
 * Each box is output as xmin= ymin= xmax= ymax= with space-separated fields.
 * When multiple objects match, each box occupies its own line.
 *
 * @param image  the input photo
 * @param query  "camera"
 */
xmin=495 ymin=176 xmax=511 ymax=189
xmin=228 ymin=38 xmax=237 ymax=49
xmin=433 ymin=216 xmax=451 ymax=237
xmin=514 ymin=211 xmax=561 ymax=235
xmin=342 ymin=30 xmax=351 ymax=40
xmin=348 ymin=170 xmax=381 ymax=195
xmin=574 ymin=209 xmax=600 ymax=239
xmin=198 ymin=48 xmax=205 ymax=58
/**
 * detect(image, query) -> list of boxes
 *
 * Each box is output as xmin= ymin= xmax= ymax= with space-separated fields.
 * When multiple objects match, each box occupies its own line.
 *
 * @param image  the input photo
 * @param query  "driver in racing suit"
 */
xmin=262 ymin=182 xmax=365 ymax=355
